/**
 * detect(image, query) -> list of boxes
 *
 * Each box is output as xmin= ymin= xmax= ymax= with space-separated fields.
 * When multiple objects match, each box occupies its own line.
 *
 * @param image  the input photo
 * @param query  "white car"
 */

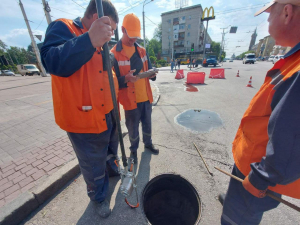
xmin=0 ymin=70 xmax=15 ymax=76
xmin=268 ymin=55 xmax=275 ymax=62
xmin=272 ymin=55 xmax=284 ymax=64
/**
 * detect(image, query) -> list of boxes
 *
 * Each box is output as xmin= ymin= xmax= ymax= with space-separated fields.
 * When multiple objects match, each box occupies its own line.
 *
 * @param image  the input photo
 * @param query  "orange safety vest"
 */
xmin=233 ymin=50 xmax=300 ymax=198
xmin=111 ymin=41 xmax=153 ymax=111
xmin=51 ymin=19 xmax=118 ymax=133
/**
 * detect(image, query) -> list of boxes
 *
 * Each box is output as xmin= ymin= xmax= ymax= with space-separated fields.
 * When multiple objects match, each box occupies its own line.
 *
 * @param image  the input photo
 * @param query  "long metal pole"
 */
xmin=42 ymin=0 xmax=52 ymax=25
xmin=219 ymin=30 xmax=224 ymax=62
xmin=143 ymin=9 xmax=146 ymax=48
xmin=95 ymin=0 xmax=127 ymax=168
xmin=19 ymin=0 xmax=47 ymax=77
xmin=203 ymin=20 xmax=209 ymax=61
xmin=215 ymin=167 xmax=300 ymax=213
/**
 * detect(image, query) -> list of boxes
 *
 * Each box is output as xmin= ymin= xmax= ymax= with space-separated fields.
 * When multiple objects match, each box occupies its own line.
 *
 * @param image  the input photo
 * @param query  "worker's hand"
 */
xmin=242 ymin=176 xmax=267 ymax=198
xmin=125 ymin=70 xmax=139 ymax=83
xmin=149 ymin=73 xmax=157 ymax=79
xmin=88 ymin=16 xmax=113 ymax=48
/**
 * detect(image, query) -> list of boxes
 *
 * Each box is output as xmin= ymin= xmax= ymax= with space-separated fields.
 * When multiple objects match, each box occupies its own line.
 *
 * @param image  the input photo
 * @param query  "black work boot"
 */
xmin=218 ymin=193 xmax=226 ymax=206
xmin=130 ymin=152 xmax=138 ymax=164
xmin=94 ymin=200 xmax=111 ymax=218
xmin=145 ymin=144 xmax=159 ymax=154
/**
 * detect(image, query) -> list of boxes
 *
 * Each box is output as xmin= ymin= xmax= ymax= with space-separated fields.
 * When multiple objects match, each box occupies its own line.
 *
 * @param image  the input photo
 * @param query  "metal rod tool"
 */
xmin=95 ymin=0 xmax=139 ymax=208
xmin=214 ymin=167 xmax=300 ymax=213
xmin=193 ymin=142 xmax=213 ymax=176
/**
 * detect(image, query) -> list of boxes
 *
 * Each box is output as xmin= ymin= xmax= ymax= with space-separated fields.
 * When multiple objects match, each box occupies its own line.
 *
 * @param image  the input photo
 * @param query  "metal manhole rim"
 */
xmin=140 ymin=172 xmax=203 ymax=225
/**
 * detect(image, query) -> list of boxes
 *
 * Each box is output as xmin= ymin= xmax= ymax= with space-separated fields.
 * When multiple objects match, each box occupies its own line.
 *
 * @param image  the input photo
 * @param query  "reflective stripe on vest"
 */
xmin=111 ymin=43 xmax=153 ymax=111
xmin=51 ymin=19 xmax=114 ymax=133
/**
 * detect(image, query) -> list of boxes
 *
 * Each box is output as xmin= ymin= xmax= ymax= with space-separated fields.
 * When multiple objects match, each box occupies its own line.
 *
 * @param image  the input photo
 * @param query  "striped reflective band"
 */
xmin=94 ymin=173 xmax=105 ymax=181
xmin=141 ymin=56 xmax=147 ymax=63
xmin=118 ymin=61 xmax=130 ymax=66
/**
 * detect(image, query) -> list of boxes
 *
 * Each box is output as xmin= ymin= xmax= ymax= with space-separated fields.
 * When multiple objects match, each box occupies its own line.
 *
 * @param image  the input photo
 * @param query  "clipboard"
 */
xmin=136 ymin=68 xmax=159 ymax=79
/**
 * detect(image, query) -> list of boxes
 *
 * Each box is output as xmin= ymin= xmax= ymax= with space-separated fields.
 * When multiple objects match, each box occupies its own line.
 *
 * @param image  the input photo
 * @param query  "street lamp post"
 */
xmin=143 ymin=0 xmax=154 ymax=49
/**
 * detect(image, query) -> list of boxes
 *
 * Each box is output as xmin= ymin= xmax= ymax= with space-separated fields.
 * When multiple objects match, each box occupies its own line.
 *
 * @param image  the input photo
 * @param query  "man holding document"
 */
xmin=111 ymin=13 xmax=159 ymax=164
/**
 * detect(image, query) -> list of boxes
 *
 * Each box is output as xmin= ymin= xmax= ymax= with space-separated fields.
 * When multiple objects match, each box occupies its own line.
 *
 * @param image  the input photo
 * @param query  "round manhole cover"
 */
xmin=142 ymin=174 xmax=201 ymax=225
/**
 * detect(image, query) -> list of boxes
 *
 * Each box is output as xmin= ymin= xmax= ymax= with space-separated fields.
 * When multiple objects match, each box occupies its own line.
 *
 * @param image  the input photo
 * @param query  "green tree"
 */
xmin=153 ymin=22 xmax=162 ymax=43
xmin=210 ymin=41 xmax=221 ymax=56
xmin=148 ymin=39 xmax=161 ymax=57
xmin=7 ymin=47 xmax=29 ymax=65
xmin=149 ymin=56 xmax=157 ymax=64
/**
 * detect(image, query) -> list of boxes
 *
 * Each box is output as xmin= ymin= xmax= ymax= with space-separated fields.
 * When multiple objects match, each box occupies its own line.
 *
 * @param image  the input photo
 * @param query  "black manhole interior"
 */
xmin=142 ymin=174 xmax=201 ymax=225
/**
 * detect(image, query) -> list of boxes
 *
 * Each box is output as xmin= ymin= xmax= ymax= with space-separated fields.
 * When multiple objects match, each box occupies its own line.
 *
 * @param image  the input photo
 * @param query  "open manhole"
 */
xmin=142 ymin=174 xmax=201 ymax=225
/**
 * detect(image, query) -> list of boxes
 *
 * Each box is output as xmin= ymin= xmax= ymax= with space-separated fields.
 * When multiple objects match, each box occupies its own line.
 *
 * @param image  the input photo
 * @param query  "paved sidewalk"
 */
xmin=0 ymin=75 xmax=159 ymax=221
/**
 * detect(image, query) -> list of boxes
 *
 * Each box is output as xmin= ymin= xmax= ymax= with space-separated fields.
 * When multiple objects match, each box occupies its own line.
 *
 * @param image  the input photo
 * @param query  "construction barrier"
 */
xmin=175 ymin=69 xmax=185 ymax=79
xmin=209 ymin=68 xmax=225 ymax=79
xmin=186 ymin=72 xmax=206 ymax=84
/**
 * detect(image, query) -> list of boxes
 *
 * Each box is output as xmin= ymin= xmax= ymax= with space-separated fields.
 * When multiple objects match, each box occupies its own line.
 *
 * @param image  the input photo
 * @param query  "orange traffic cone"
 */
xmin=246 ymin=76 xmax=253 ymax=87
xmin=236 ymin=70 xmax=240 ymax=77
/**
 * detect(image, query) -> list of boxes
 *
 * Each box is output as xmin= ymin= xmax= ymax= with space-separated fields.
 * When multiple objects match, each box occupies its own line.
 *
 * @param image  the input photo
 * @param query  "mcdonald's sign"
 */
xmin=201 ymin=6 xmax=215 ymax=21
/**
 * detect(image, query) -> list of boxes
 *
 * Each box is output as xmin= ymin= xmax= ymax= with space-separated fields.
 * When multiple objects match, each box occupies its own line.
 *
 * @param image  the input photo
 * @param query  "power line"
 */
xmin=145 ymin=15 xmax=158 ymax=26
xmin=70 ymin=0 xmax=86 ymax=9
xmin=33 ymin=15 xmax=46 ymax=31
xmin=51 ymin=6 xmax=79 ymax=16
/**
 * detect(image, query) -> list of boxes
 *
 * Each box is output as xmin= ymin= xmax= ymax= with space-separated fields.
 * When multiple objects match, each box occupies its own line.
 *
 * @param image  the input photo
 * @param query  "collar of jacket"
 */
xmin=73 ymin=17 xmax=84 ymax=29
xmin=116 ymin=40 xmax=143 ymax=52
xmin=284 ymin=41 xmax=300 ymax=58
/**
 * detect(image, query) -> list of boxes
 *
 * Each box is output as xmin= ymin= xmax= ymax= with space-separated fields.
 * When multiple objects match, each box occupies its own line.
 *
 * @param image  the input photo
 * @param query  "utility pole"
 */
xmin=219 ymin=26 xmax=230 ymax=62
xmin=19 ymin=0 xmax=47 ymax=77
xmin=42 ymin=0 xmax=52 ymax=25
xmin=201 ymin=6 xmax=215 ymax=62
xmin=202 ymin=20 xmax=209 ymax=61
xmin=143 ymin=0 xmax=154 ymax=49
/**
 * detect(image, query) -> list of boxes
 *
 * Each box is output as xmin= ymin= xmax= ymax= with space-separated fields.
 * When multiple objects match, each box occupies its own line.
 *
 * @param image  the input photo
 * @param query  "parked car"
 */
xmin=229 ymin=59 xmax=233 ymax=62
xmin=1 ymin=70 xmax=15 ymax=76
xmin=273 ymin=55 xmax=284 ymax=64
xmin=243 ymin=53 xmax=256 ymax=64
xmin=267 ymin=55 xmax=275 ymax=62
xmin=203 ymin=55 xmax=217 ymax=67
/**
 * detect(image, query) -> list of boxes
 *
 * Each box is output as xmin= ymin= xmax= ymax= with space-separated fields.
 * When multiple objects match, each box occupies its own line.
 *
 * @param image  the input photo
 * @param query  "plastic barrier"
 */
xmin=175 ymin=69 xmax=185 ymax=79
xmin=186 ymin=72 xmax=205 ymax=84
xmin=209 ymin=68 xmax=225 ymax=79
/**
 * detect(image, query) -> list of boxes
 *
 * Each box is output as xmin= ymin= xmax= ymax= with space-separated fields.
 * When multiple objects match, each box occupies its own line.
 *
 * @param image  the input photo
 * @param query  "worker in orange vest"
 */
xmin=111 ymin=14 xmax=159 ymax=164
xmin=41 ymin=0 xmax=119 ymax=218
xmin=220 ymin=1 xmax=300 ymax=224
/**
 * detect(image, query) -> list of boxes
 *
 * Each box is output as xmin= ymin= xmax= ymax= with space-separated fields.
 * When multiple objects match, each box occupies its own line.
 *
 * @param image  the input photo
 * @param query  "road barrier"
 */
xmin=187 ymin=72 xmax=206 ymax=84
xmin=175 ymin=69 xmax=185 ymax=79
xmin=209 ymin=68 xmax=225 ymax=79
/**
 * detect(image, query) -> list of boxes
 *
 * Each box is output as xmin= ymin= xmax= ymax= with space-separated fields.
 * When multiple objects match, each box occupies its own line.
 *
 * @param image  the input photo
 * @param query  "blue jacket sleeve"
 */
xmin=249 ymin=71 xmax=300 ymax=190
xmin=41 ymin=21 xmax=95 ymax=77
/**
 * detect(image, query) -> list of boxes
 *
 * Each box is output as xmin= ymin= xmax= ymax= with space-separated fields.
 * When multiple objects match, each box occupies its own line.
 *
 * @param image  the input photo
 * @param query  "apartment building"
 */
xmin=161 ymin=4 xmax=212 ymax=61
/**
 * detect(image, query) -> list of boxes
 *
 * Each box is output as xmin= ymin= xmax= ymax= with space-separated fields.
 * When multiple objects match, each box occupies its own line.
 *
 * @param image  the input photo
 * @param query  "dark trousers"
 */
xmin=125 ymin=101 xmax=152 ymax=153
xmin=221 ymin=164 xmax=281 ymax=225
xmin=67 ymin=111 xmax=118 ymax=203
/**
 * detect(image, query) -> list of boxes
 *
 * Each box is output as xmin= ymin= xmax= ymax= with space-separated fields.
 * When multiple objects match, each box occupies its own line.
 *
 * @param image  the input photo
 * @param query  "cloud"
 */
xmin=0 ymin=29 xmax=45 ymax=48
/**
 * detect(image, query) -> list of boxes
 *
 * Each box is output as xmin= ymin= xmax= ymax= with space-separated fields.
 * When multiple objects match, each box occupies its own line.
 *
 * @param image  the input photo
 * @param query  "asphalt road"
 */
xmin=21 ymin=61 xmax=300 ymax=225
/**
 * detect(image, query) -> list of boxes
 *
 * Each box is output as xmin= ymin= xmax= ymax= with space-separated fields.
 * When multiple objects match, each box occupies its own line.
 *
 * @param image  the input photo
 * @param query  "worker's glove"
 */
xmin=242 ymin=175 xmax=267 ymax=198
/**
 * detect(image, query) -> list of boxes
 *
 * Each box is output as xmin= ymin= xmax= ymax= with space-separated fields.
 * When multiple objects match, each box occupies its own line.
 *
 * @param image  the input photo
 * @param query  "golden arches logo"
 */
xmin=202 ymin=6 xmax=215 ymax=20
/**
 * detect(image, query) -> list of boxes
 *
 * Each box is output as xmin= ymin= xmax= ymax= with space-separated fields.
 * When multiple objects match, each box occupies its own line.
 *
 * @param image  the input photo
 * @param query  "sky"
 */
xmin=0 ymin=0 xmax=271 ymax=57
